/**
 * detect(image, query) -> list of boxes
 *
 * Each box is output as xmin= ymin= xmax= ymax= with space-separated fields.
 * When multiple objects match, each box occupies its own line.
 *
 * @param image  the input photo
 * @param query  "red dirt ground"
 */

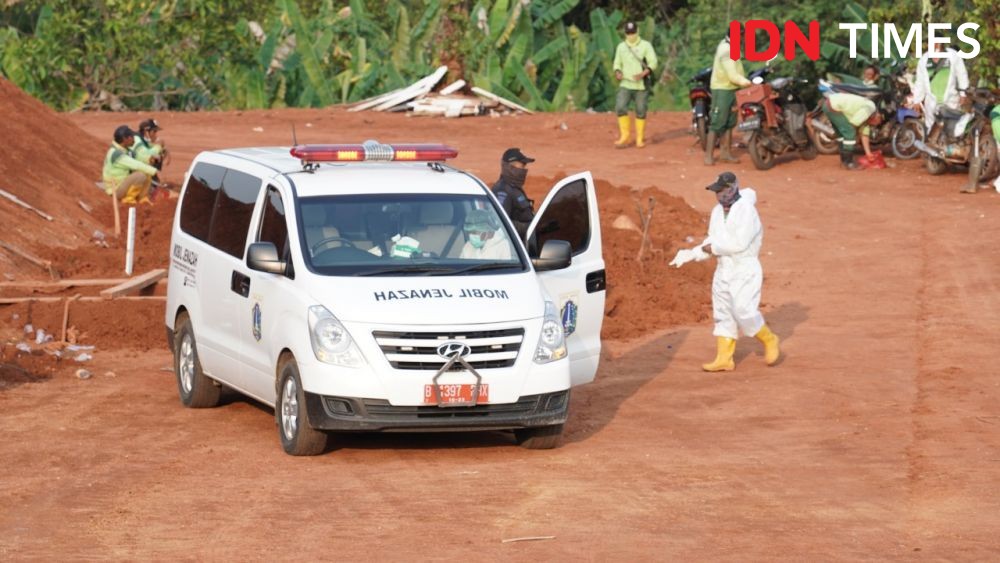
xmin=2 ymin=87 xmax=1000 ymax=559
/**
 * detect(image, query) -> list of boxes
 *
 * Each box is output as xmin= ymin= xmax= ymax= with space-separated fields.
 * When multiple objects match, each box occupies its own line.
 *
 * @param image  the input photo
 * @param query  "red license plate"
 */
xmin=424 ymin=384 xmax=489 ymax=405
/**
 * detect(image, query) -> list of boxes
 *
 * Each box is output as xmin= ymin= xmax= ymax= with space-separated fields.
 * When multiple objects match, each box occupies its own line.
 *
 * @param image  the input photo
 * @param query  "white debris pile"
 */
xmin=348 ymin=66 xmax=534 ymax=118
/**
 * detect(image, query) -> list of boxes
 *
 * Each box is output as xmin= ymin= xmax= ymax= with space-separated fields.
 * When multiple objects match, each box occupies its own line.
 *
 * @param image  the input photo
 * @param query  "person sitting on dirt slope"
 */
xmin=821 ymin=92 xmax=884 ymax=170
xmin=668 ymin=171 xmax=780 ymax=372
xmin=705 ymin=24 xmax=752 ymax=166
xmin=133 ymin=119 xmax=167 ymax=189
xmin=612 ymin=21 xmax=658 ymax=149
xmin=459 ymin=209 xmax=513 ymax=260
xmin=102 ymin=125 xmax=157 ymax=205
xmin=491 ymin=148 xmax=535 ymax=241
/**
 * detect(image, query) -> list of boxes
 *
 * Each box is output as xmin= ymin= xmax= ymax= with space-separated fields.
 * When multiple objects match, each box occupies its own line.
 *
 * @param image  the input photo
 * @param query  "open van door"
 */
xmin=526 ymin=172 xmax=605 ymax=386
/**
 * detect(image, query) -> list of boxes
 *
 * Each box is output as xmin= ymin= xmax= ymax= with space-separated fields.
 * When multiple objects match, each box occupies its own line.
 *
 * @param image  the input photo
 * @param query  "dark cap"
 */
xmin=706 ymin=171 xmax=738 ymax=191
xmin=624 ymin=21 xmax=637 ymax=34
xmin=502 ymin=147 xmax=535 ymax=164
xmin=138 ymin=118 xmax=161 ymax=132
xmin=113 ymin=125 xmax=137 ymax=143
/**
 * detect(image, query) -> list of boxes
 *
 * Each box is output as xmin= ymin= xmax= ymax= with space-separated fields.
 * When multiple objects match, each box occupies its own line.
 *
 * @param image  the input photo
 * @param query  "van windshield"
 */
xmin=297 ymin=194 xmax=528 ymax=276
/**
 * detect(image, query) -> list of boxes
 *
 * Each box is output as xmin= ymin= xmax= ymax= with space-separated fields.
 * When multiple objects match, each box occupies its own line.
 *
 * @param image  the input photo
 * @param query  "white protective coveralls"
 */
xmin=910 ymin=47 xmax=969 ymax=131
xmin=703 ymin=188 xmax=764 ymax=339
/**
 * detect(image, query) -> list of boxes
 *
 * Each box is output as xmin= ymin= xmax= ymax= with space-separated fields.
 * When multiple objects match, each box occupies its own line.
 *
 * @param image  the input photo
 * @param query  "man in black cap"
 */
xmin=669 ymin=171 xmax=780 ymax=371
xmin=101 ymin=125 xmax=157 ymax=205
xmin=705 ymin=25 xmax=751 ymax=165
xmin=134 ymin=119 xmax=169 ymax=194
xmin=491 ymin=148 xmax=535 ymax=240
xmin=612 ymin=21 xmax=657 ymax=149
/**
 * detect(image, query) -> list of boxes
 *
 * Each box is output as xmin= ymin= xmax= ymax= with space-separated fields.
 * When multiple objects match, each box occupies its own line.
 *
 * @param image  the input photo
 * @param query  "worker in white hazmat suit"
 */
xmin=669 ymin=172 xmax=779 ymax=371
xmin=909 ymin=45 xmax=969 ymax=132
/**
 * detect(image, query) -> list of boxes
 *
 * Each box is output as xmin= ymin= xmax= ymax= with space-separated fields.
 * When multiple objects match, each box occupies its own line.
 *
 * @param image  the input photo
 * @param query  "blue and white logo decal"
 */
xmin=561 ymin=300 xmax=578 ymax=336
xmin=251 ymin=302 xmax=262 ymax=342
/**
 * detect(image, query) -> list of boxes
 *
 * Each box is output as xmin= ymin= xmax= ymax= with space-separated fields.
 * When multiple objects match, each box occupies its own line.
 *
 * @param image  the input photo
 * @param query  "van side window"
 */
xmin=208 ymin=169 xmax=262 ymax=259
xmin=179 ymin=162 xmax=226 ymax=242
xmin=258 ymin=186 xmax=288 ymax=256
xmin=532 ymin=179 xmax=590 ymax=255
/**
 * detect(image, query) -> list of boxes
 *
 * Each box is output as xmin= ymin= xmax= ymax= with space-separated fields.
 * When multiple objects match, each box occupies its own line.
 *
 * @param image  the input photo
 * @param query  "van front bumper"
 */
xmin=304 ymin=390 xmax=570 ymax=432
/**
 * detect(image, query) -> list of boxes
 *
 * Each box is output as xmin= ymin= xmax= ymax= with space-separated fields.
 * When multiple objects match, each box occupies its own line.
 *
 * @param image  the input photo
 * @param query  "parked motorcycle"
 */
xmin=808 ymin=63 xmax=924 ymax=160
xmin=915 ymin=87 xmax=999 ymax=183
xmin=688 ymin=66 xmax=712 ymax=149
xmin=736 ymin=66 xmax=816 ymax=170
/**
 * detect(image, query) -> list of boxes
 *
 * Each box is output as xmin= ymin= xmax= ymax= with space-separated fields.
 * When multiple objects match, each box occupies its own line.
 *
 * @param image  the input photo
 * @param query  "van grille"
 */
xmin=372 ymin=328 xmax=524 ymax=370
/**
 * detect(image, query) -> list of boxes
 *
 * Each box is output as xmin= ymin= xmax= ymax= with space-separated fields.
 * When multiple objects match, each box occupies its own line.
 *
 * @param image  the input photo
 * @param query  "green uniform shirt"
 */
xmin=710 ymin=39 xmax=751 ymax=90
xmin=613 ymin=38 xmax=657 ymax=91
xmin=930 ymin=66 xmax=951 ymax=103
xmin=131 ymin=136 xmax=163 ymax=165
xmin=828 ymin=93 xmax=876 ymax=135
xmin=102 ymin=142 xmax=157 ymax=194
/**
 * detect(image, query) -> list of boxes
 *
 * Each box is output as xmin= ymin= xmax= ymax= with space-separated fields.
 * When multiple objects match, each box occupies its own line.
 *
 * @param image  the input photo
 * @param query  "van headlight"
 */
xmin=533 ymin=301 xmax=567 ymax=364
xmin=308 ymin=305 xmax=365 ymax=368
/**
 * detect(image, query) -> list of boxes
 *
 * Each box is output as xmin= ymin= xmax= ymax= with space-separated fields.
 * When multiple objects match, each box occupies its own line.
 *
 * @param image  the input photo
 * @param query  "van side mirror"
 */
xmin=531 ymin=240 xmax=572 ymax=271
xmin=247 ymin=242 xmax=287 ymax=275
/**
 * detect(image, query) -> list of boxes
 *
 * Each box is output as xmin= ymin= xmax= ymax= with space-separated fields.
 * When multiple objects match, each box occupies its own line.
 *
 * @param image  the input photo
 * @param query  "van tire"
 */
xmin=174 ymin=313 xmax=221 ymax=408
xmin=276 ymin=358 xmax=328 ymax=456
xmin=514 ymin=424 xmax=564 ymax=450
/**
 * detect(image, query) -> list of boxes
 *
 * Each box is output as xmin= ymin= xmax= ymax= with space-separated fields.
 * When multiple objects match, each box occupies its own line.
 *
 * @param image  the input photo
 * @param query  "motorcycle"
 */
xmin=736 ymin=66 xmax=816 ymax=170
xmin=915 ymin=87 xmax=999 ymax=183
xmin=688 ymin=66 xmax=712 ymax=149
xmin=808 ymin=63 xmax=924 ymax=160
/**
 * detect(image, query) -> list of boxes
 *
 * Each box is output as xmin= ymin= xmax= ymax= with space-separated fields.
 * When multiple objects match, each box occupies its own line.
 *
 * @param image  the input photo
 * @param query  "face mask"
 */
xmin=468 ymin=233 xmax=485 ymax=249
xmin=626 ymin=34 xmax=639 ymax=46
xmin=719 ymin=186 xmax=741 ymax=208
xmin=863 ymin=78 xmax=875 ymax=86
xmin=501 ymin=162 xmax=528 ymax=188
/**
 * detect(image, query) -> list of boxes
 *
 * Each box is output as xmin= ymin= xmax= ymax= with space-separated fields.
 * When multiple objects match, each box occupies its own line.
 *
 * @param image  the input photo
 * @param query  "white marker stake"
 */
xmin=125 ymin=207 xmax=136 ymax=275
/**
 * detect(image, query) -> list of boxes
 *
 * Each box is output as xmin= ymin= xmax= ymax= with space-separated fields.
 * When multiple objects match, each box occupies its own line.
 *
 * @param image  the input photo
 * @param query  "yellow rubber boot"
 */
xmin=635 ymin=118 xmax=646 ymax=148
xmin=120 ymin=185 xmax=142 ymax=205
xmin=754 ymin=325 xmax=781 ymax=366
xmin=614 ymin=115 xmax=631 ymax=148
xmin=702 ymin=337 xmax=736 ymax=372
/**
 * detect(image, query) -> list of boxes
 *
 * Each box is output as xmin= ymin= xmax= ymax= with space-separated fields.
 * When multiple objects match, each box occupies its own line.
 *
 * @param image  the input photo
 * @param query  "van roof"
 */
xmin=210 ymin=146 xmax=487 ymax=197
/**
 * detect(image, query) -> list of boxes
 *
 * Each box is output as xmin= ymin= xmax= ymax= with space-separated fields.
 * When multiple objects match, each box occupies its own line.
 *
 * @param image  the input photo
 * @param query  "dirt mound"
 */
xmin=0 ymin=78 xmax=114 ymax=277
xmin=526 ymin=175 xmax=712 ymax=341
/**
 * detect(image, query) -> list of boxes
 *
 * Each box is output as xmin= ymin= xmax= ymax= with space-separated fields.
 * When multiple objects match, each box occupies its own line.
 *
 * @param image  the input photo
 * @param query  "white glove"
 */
xmin=669 ymin=249 xmax=695 ymax=268
xmin=692 ymin=246 xmax=711 ymax=262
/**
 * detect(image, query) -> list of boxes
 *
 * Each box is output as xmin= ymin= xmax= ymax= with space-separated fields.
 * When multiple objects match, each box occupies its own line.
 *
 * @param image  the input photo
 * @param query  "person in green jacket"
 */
xmin=612 ymin=21 xmax=657 ymax=149
xmin=705 ymin=25 xmax=751 ymax=165
xmin=102 ymin=125 xmax=157 ymax=205
xmin=134 ymin=118 xmax=168 ymax=196
xmin=821 ymin=92 xmax=883 ymax=170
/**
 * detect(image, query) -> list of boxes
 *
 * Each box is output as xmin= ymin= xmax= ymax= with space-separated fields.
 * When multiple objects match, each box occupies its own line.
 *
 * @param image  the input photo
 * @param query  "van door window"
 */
xmin=532 ymin=179 xmax=590 ymax=255
xmin=179 ymin=162 xmax=226 ymax=242
xmin=257 ymin=186 xmax=289 ymax=257
xmin=208 ymin=169 xmax=262 ymax=259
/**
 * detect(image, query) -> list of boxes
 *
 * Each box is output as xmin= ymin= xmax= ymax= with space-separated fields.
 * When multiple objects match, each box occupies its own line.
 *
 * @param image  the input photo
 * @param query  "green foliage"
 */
xmin=0 ymin=0 xmax=996 ymax=113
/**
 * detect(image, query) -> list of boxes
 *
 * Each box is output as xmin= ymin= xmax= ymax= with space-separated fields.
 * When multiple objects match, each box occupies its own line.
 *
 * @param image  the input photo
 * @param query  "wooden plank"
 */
xmin=370 ymin=66 xmax=448 ymax=112
xmin=0 ymin=278 xmax=128 ymax=289
xmin=61 ymin=293 xmax=82 ymax=343
xmin=99 ymin=269 xmax=167 ymax=300
xmin=0 ymin=241 xmax=59 ymax=280
xmin=471 ymin=86 xmax=534 ymax=114
xmin=0 ymin=188 xmax=54 ymax=221
xmin=439 ymin=79 xmax=466 ymax=96
xmin=0 ymin=296 xmax=166 ymax=305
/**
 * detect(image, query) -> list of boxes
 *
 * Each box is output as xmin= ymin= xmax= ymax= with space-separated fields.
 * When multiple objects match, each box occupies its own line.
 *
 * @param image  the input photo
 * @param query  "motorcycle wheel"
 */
xmin=976 ymin=130 xmax=999 ymax=182
xmin=696 ymin=116 xmax=708 ymax=150
xmin=748 ymin=132 xmax=776 ymax=170
xmin=891 ymin=118 xmax=925 ymax=160
xmin=808 ymin=112 xmax=840 ymax=155
xmin=923 ymin=128 xmax=948 ymax=175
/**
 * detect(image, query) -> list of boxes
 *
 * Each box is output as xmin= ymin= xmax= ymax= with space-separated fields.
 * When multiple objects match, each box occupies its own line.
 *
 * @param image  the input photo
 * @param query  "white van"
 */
xmin=165 ymin=141 xmax=605 ymax=455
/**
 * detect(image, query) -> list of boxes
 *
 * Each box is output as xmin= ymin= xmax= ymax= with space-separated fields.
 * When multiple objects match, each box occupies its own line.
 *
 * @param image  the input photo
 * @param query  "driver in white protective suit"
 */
xmin=669 ymin=171 xmax=780 ymax=371
xmin=909 ymin=44 xmax=969 ymax=133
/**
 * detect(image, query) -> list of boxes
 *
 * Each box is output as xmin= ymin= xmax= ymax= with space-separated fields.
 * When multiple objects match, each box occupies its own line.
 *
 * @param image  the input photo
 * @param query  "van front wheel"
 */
xmin=174 ymin=313 xmax=221 ymax=408
xmin=514 ymin=424 xmax=564 ymax=450
xmin=276 ymin=358 xmax=329 ymax=456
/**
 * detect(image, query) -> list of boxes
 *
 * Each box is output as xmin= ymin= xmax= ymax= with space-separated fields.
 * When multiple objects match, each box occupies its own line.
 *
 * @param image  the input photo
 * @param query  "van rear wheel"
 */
xmin=174 ymin=313 xmax=221 ymax=408
xmin=514 ymin=424 xmax=564 ymax=450
xmin=276 ymin=357 xmax=329 ymax=456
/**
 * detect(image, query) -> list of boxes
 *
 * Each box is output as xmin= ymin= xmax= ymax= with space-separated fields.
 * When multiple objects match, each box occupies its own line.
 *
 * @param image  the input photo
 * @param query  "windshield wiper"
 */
xmin=442 ymin=263 xmax=521 ymax=275
xmin=356 ymin=265 xmax=455 ymax=276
